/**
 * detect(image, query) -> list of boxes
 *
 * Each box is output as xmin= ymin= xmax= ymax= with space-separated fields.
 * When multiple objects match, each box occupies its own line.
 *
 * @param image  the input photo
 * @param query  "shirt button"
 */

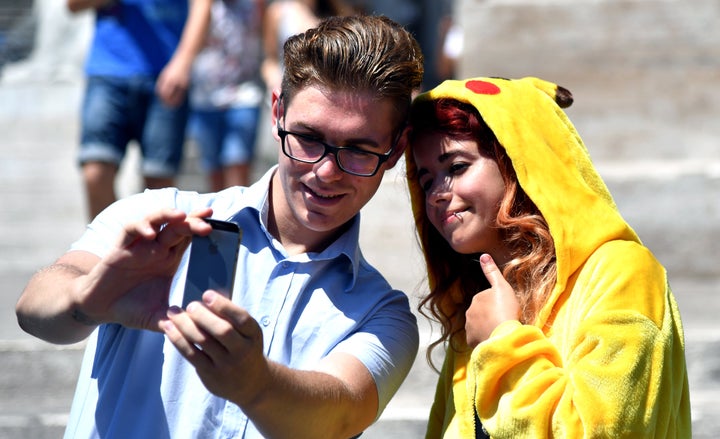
xmin=261 ymin=316 xmax=271 ymax=326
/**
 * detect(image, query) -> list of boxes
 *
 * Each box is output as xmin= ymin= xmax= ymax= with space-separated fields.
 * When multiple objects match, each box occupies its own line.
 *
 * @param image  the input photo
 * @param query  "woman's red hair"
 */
xmin=406 ymin=98 xmax=557 ymax=366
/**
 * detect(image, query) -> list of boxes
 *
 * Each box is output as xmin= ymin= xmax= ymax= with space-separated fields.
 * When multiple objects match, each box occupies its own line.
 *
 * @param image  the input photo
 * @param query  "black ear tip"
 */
xmin=555 ymin=85 xmax=574 ymax=109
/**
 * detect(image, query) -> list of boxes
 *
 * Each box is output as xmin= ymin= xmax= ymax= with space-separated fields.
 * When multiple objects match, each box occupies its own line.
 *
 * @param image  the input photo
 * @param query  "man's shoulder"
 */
xmin=351 ymin=257 xmax=408 ymax=299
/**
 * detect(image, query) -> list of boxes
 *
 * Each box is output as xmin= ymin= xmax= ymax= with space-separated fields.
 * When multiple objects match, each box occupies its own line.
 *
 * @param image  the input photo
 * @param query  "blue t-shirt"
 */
xmin=64 ymin=166 xmax=419 ymax=438
xmin=85 ymin=0 xmax=189 ymax=77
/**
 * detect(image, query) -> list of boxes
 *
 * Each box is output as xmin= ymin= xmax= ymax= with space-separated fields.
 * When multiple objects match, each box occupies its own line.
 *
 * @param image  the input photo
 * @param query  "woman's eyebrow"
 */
xmin=437 ymin=151 xmax=454 ymax=163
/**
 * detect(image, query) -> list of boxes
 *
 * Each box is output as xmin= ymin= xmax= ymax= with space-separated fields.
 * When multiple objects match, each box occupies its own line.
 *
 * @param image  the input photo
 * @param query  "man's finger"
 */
xmin=188 ymin=207 xmax=214 ymax=221
xmin=154 ymin=209 xmax=213 ymax=248
xmin=161 ymin=315 xmax=212 ymax=369
xmin=118 ymin=209 xmax=188 ymax=246
xmin=202 ymin=291 xmax=261 ymax=342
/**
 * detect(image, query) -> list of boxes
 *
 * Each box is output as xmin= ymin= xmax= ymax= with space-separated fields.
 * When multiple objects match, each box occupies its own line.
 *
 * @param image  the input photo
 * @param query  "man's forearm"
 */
xmin=240 ymin=355 xmax=378 ymax=439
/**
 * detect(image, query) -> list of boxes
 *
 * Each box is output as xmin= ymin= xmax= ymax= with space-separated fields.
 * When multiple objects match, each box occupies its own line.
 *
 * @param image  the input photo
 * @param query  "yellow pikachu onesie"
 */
xmin=410 ymin=77 xmax=691 ymax=438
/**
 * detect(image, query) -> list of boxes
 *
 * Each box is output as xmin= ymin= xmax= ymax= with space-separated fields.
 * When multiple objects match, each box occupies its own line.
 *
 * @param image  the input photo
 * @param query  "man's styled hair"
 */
xmin=282 ymin=15 xmax=424 ymax=128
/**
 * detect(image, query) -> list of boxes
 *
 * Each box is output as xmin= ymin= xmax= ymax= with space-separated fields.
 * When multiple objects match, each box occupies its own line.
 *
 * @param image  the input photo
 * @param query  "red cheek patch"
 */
xmin=465 ymin=80 xmax=501 ymax=95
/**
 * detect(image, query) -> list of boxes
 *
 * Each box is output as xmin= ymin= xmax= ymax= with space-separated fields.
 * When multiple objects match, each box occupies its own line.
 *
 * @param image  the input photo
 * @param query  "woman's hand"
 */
xmin=465 ymin=254 xmax=521 ymax=348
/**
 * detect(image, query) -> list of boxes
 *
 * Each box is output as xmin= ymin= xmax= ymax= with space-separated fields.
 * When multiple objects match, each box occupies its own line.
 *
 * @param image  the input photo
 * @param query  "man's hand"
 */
xmin=76 ymin=208 xmax=213 ymax=331
xmin=162 ymin=291 xmax=380 ymax=438
xmin=162 ymin=291 xmax=270 ymax=406
xmin=465 ymin=254 xmax=521 ymax=348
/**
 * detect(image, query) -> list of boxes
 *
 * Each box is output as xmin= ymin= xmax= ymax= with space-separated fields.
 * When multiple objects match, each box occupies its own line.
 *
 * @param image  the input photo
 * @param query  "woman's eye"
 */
xmin=419 ymin=178 xmax=433 ymax=193
xmin=449 ymin=162 xmax=468 ymax=174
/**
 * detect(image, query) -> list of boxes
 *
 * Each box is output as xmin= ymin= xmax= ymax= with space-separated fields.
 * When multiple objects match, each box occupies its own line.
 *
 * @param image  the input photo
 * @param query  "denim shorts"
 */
xmin=77 ymin=75 xmax=189 ymax=178
xmin=186 ymin=105 xmax=261 ymax=172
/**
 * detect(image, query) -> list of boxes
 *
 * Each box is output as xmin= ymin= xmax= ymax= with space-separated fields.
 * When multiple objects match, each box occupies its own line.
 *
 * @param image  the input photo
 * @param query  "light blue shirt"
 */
xmin=64 ymin=167 xmax=419 ymax=438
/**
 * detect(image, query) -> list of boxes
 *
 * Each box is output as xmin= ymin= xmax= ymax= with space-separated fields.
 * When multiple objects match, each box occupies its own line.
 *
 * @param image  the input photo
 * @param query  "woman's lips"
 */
xmin=442 ymin=210 xmax=464 ymax=226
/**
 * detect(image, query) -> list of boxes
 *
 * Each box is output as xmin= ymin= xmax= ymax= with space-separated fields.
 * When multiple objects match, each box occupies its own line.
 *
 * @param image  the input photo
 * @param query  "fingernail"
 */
xmin=202 ymin=290 xmax=216 ymax=304
xmin=160 ymin=320 xmax=175 ymax=332
xmin=167 ymin=306 xmax=182 ymax=317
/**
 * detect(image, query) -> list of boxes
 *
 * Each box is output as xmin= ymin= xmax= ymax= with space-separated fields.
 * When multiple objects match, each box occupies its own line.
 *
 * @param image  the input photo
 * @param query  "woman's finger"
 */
xmin=479 ymin=253 xmax=508 ymax=289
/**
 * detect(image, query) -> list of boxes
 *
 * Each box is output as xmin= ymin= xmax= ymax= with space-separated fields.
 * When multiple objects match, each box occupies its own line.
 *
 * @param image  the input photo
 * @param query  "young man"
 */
xmin=67 ymin=0 xmax=212 ymax=219
xmin=16 ymin=15 xmax=424 ymax=439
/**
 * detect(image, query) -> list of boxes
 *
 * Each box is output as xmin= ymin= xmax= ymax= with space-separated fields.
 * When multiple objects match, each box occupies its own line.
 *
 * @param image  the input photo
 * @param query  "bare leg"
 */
xmin=144 ymin=176 xmax=175 ymax=190
xmin=222 ymin=163 xmax=251 ymax=189
xmin=208 ymin=169 xmax=225 ymax=192
xmin=82 ymin=161 xmax=118 ymax=220
xmin=207 ymin=164 xmax=250 ymax=192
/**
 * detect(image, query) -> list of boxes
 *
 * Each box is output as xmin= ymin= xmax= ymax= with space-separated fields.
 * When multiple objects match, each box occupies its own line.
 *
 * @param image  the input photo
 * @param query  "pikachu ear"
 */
xmin=525 ymin=77 xmax=574 ymax=109
xmin=554 ymin=85 xmax=574 ymax=109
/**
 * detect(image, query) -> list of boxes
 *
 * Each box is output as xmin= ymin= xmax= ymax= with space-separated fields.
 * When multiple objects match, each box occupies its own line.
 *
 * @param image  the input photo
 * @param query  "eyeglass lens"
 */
xmin=283 ymin=132 xmax=381 ymax=176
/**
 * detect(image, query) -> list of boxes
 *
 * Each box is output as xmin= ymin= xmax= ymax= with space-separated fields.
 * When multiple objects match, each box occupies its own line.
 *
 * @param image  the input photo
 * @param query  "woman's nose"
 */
xmin=427 ymin=177 xmax=451 ymax=206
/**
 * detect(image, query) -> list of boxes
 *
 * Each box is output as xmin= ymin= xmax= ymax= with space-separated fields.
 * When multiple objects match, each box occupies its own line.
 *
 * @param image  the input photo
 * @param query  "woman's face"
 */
xmin=413 ymin=131 xmax=508 ymax=260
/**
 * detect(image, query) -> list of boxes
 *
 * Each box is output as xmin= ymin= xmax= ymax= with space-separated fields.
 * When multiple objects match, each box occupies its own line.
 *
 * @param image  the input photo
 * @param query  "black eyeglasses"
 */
xmin=277 ymin=128 xmax=395 ymax=177
xmin=275 ymin=94 xmax=398 ymax=177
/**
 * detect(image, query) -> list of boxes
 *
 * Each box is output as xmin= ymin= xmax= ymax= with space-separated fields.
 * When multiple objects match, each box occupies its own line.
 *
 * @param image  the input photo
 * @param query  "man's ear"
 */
xmin=385 ymin=125 xmax=410 ymax=169
xmin=270 ymin=89 xmax=283 ymax=140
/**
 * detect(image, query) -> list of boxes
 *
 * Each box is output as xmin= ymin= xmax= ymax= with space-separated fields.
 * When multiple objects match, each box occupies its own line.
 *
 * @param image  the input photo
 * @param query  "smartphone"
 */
xmin=182 ymin=218 xmax=242 ymax=309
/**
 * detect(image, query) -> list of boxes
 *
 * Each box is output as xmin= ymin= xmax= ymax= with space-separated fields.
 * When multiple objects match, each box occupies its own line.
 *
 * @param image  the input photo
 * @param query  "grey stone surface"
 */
xmin=1 ymin=0 xmax=718 ymax=437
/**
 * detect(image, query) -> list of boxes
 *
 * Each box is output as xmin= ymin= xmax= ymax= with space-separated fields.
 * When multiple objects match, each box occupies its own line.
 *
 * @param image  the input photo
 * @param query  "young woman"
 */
xmin=405 ymin=76 xmax=691 ymax=438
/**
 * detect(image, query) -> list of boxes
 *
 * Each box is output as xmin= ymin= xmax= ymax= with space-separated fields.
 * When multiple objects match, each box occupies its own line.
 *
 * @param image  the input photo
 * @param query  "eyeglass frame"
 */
xmin=275 ymin=93 xmax=402 ymax=177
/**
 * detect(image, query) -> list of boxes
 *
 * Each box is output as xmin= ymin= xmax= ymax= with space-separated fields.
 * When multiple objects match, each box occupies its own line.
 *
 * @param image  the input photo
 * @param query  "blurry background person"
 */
xmin=68 ymin=0 xmax=212 ymax=220
xmin=353 ymin=0 xmax=455 ymax=90
xmin=435 ymin=2 xmax=462 ymax=82
xmin=187 ymin=0 xmax=266 ymax=190
xmin=260 ymin=0 xmax=355 ymax=94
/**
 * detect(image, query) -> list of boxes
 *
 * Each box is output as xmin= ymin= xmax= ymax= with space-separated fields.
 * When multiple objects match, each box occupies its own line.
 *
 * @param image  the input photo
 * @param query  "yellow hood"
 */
xmin=414 ymin=77 xmax=690 ymax=438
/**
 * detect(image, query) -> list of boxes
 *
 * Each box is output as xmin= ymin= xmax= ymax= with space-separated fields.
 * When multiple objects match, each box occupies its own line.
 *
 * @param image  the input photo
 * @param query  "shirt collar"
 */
xmin=227 ymin=165 xmax=363 ymax=292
